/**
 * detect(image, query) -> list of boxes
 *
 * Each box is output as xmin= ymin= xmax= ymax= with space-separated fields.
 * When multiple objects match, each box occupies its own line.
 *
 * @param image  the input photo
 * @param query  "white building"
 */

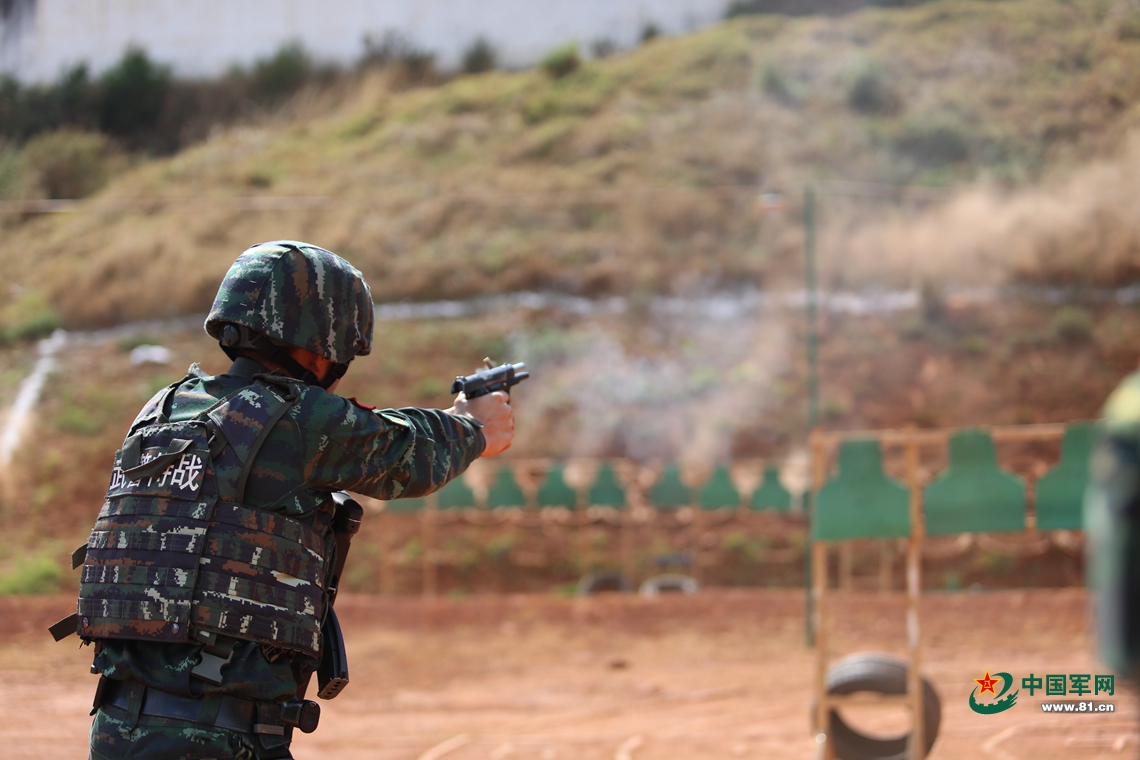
xmin=0 ymin=0 xmax=733 ymax=83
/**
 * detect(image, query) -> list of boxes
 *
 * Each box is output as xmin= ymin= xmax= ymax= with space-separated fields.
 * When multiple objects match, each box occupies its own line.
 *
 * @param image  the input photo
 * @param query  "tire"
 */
xmin=638 ymin=573 xmax=700 ymax=598
xmin=576 ymin=571 xmax=632 ymax=595
xmin=810 ymin=652 xmax=941 ymax=760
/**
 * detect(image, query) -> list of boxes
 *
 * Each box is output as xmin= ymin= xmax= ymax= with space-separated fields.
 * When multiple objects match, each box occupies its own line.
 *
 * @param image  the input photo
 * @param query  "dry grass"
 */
xmin=843 ymin=132 xmax=1140 ymax=288
xmin=2 ymin=1 xmax=1140 ymax=330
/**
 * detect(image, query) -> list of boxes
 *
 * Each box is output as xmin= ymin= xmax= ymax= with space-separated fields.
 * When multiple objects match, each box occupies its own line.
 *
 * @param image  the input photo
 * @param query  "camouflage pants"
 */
xmin=90 ymin=708 xmax=273 ymax=760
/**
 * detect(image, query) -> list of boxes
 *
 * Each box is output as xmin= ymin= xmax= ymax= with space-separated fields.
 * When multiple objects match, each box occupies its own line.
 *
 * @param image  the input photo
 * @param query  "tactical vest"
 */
xmin=75 ymin=375 xmax=333 ymax=658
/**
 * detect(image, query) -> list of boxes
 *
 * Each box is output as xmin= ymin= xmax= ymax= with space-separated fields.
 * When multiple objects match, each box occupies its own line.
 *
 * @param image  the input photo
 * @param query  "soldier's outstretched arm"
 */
xmin=299 ymin=391 xmax=485 ymax=500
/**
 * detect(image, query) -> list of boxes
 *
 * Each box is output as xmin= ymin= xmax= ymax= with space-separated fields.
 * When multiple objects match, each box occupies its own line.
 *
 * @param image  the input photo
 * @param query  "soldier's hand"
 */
xmin=451 ymin=391 xmax=514 ymax=457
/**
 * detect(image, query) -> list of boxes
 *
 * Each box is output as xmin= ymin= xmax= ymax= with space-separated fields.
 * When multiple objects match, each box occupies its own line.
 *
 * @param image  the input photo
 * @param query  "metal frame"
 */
xmin=809 ymin=422 xmax=1072 ymax=760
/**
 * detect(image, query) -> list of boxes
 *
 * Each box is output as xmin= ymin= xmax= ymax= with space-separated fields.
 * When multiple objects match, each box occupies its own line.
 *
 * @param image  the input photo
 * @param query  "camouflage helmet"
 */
xmin=205 ymin=241 xmax=374 ymax=364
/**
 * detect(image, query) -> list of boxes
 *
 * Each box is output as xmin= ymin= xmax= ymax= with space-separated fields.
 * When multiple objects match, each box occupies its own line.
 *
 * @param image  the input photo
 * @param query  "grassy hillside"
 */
xmin=2 ymin=296 xmax=1131 ymax=593
xmin=4 ymin=0 xmax=1140 ymax=333
xmin=7 ymin=0 xmax=1140 ymax=590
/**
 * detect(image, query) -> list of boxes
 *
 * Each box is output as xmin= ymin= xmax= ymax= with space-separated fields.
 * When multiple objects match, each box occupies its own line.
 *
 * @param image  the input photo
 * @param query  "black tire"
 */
xmin=576 ymin=571 xmax=632 ymax=595
xmin=809 ymin=652 xmax=941 ymax=760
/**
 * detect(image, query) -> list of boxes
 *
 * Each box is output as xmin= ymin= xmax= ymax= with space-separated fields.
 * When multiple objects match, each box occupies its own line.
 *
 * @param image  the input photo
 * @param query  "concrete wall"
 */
xmin=0 ymin=0 xmax=731 ymax=83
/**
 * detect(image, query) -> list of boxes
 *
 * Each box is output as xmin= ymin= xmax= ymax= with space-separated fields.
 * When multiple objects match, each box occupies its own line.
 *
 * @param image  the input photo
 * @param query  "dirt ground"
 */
xmin=0 ymin=588 xmax=1133 ymax=760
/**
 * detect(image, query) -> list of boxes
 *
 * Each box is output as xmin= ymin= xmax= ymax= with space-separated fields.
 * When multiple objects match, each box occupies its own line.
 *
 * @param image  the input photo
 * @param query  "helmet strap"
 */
xmin=323 ymin=361 xmax=350 ymax=388
xmin=248 ymin=333 xmax=322 ymax=386
xmin=217 ymin=324 xmax=348 ymax=389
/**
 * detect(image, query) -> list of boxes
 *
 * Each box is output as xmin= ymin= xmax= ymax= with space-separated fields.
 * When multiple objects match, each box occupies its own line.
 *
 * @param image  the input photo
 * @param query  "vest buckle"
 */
xmin=190 ymin=636 xmax=238 ymax=684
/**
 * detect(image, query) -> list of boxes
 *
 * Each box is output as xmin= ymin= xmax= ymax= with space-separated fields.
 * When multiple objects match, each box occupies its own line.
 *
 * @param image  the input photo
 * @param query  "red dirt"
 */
xmin=0 ymin=588 xmax=1133 ymax=759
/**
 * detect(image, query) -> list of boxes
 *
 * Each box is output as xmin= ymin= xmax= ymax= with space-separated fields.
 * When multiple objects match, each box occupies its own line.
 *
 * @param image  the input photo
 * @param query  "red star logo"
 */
xmin=975 ymin=671 xmax=1000 ymax=696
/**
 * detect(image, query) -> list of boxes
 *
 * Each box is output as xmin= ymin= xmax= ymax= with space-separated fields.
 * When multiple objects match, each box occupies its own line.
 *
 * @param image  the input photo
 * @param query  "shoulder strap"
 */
xmin=126 ymin=364 xmax=213 ymax=435
xmin=238 ymin=385 xmax=299 ymax=502
xmin=127 ymin=378 xmax=184 ymax=434
xmin=205 ymin=381 xmax=300 ymax=503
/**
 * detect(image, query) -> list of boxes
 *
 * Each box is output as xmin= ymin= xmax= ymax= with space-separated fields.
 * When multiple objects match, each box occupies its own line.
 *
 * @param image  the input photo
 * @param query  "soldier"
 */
xmin=62 ymin=241 xmax=514 ymax=759
xmin=1086 ymin=371 xmax=1140 ymax=686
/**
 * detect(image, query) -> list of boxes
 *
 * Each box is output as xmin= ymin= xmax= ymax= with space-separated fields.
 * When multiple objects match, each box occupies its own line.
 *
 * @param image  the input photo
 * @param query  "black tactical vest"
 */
xmin=75 ymin=375 xmax=333 ymax=658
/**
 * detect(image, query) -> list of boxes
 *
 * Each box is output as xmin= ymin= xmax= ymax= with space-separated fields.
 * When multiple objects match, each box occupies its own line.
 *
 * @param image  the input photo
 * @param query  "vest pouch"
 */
xmin=190 ymin=501 xmax=328 ymax=657
xmin=78 ymin=422 xmax=218 ymax=644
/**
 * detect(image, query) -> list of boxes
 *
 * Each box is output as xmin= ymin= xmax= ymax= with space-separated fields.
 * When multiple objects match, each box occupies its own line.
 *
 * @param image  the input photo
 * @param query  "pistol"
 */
xmin=451 ymin=359 xmax=530 ymax=398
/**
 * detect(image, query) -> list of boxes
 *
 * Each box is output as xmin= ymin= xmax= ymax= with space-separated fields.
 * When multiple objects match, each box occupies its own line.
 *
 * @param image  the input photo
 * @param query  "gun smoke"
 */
xmin=509 ymin=300 xmax=791 ymax=468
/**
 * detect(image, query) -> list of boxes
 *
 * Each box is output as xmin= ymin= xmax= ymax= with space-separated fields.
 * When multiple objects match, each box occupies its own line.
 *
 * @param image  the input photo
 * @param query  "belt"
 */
xmin=101 ymin=679 xmax=262 ymax=735
xmin=98 ymin=678 xmax=320 ymax=736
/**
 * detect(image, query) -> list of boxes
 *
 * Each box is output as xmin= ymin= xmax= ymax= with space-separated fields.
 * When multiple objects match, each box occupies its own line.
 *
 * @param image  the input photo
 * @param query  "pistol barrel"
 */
xmin=450 ymin=361 xmax=529 ymax=397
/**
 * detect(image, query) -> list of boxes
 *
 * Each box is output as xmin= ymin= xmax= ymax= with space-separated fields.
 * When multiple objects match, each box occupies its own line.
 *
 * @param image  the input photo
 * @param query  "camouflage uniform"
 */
xmin=1087 ymin=371 xmax=1140 ymax=681
xmin=76 ymin=242 xmax=485 ymax=759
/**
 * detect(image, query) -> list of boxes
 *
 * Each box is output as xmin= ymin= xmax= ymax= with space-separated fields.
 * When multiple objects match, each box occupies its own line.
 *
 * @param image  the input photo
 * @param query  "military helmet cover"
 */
xmin=205 ymin=241 xmax=374 ymax=364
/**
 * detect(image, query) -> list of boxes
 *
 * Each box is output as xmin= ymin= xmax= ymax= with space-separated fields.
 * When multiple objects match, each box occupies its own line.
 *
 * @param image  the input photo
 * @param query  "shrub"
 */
xmin=0 ymin=554 xmax=63 ymax=595
xmin=250 ymin=41 xmax=312 ymax=106
xmin=541 ymin=43 xmax=580 ymax=79
xmin=462 ymin=37 xmax=497 ymax=74
xmin=362 ymin=31 xmax=411 ymax=66
xmin=725 ymin=1 xmax=763 ymax=18
xmin=640 ymin=23 xmax=661 ymax=43
xmin=398 ymin=48 xmax=436 ymax=83
xmin=244 ymin=166 xmax=279 ymax=188
xmin=893 ymin=119 xmax=971 ymax=167
xmin=54 ymin=64 xmax=97 ymax=127
xmin=847 ymin=63 xmax=900 ymax=115
xmin=0 ymin=51 xmax=306 ymax=154
xmin=1049 ymin=306 xmax=1094 ymax=345
xmin=0 ymin=65 xmax=98 ymax=142
xmin=98 ymin=47 xmax=172 ymax=138
xmin=0 ymin=76 xmax=25 ymax=138
xmin=0 ymin=290 xmax=61 ymax=344
xmin=5 ymin=307 xmax=61 ymax=342
xmin=19 ymin=129 xmax=117 ymax=199
xmin=591 ymin=39 xmax=617 ymax=59
xmin=361 ymin=32 xmax=435 ymax=83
